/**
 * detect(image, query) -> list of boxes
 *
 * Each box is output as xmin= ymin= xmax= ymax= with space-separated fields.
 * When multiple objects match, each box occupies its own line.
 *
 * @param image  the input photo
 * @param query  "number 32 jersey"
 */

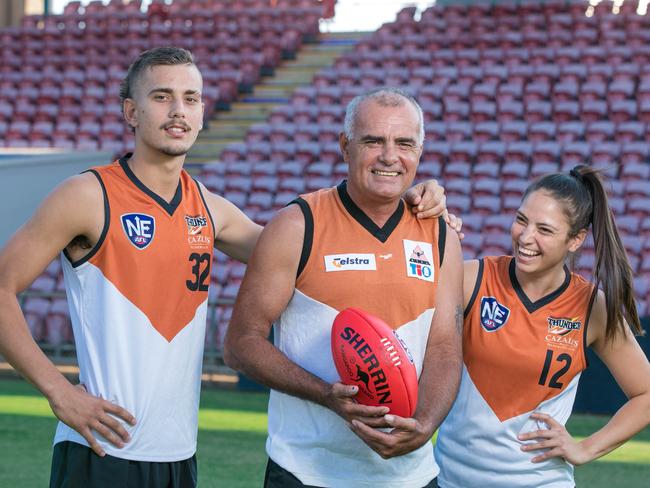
xmin=435 ymin=256 xmax=595 ymax=488
xmin=54 ymin=156 xmax=215 ymax=462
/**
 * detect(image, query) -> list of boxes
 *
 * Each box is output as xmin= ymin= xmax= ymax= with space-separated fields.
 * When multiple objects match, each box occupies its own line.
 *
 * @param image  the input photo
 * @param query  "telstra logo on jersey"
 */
xmin=121 ymin=213 xmax=155 ymax=249
xmin=324 ymin=253 xmax=376 ymax=272
xmin=480 ymin=296 xmax=510 ymax=332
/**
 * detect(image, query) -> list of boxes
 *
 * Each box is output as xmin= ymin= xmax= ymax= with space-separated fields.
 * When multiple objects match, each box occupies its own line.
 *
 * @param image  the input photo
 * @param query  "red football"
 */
xmin=331 ymin=307 xmax=418 ymax=418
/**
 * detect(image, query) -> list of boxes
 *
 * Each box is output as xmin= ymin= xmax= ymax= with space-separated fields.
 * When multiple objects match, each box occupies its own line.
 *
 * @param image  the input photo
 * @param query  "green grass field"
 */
xmin=1 ymin=378 xmax=649 ymax=487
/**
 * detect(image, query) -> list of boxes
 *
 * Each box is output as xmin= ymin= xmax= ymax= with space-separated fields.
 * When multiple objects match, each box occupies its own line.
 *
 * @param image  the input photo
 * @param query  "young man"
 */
xmin=0 ymin=49 xmax=451 ymax=486
xmin=225 ymin=88 xmax=464 ymax=488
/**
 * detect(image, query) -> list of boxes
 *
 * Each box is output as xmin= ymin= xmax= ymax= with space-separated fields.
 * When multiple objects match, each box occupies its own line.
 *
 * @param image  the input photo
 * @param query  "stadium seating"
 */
xmin=0 ymin=0 xmax=324 ymax=153
xmin=17 ymin=0 xmax=650 ymax=354
xmin=204 ymin=0 xmax=650 ymax=318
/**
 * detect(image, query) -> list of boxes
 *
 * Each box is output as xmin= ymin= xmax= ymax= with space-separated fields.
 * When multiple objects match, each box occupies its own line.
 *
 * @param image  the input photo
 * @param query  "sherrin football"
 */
xmin=331 ymin=307 xmax=418 ymax=418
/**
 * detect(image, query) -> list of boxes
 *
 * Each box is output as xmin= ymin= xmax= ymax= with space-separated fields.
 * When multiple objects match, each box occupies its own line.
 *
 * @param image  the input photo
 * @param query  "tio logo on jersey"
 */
xmin=403 ymin=239 xmax=434 ymax=282
xmin=480 ymin=296 xmax=510 ymax=332
xmin=121 ymin=213 xmax=155 ymax=249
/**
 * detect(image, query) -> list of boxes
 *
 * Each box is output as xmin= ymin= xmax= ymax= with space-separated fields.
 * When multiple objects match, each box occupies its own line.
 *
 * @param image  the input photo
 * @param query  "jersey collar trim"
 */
xmin=509 ymin=257 xmax=571 ymax=314
xmin=336 ymin=180 xmax=404 ymax=244
xmin=118 ymin=153 xmax=183 ymax=217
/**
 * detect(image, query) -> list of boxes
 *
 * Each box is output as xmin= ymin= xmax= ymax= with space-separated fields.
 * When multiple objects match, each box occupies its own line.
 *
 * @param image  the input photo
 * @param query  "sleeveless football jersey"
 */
xmin=267 ymin=181 xmax=444 ymax=488
xmin=54 ymin=155 xmax=215 ymax=462
xmin=435 ymin=256 xmax=596 ymax=488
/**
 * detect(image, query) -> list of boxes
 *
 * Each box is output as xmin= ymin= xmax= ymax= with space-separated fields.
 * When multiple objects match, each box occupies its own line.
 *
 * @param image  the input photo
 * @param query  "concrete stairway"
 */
xmin=186 ymin=32 xmax=368 ymax=166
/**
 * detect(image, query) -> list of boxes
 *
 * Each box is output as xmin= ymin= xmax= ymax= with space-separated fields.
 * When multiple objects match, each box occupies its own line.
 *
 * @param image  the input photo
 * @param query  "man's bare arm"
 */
xmin=224 ymin=205 xmax=390 ymax=421
xmin=350 ymin=224 xmax=464 ymax=458
xmin=0 ymin=174 xmax=135 ymax=456
xmin=200 ymin=184 xmax=262 ymax=263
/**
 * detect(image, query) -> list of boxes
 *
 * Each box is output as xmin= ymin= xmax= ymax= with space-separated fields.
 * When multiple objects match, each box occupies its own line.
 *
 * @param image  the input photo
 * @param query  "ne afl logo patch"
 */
xmin=121 ymin=213 xmax=155 ymax=249
xmin=480 ymin=296 xmax=510 ymax=332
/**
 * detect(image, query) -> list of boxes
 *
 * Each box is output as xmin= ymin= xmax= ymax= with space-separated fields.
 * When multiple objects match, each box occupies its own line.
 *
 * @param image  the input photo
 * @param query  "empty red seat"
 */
xmin=552 ymin=81 xmax=579 ymax=102
xmin=45 ymin=298 xmax=73 ymax=346
xmin=446 ymin=122 xmax=472 ymax=142
xmin=473 ymin=121 xmax=499 ymax=142
xmin=227 ymin=176 xmax=252 ymax=193
xmin=553 ymin=101 xmax=580 ymax=123
xmin=483 ymin=215 xmax=512 ymax=234
xmin=473 ymin=179 xmax=502 ymax=197
xmin=248 ymin=191 xmax=273 ymax=210
xmin=591 ymin=142 xmax=621 ymax=166
xmin=557 ymin=121 xmax=585 ymax=143
xmin=497 ymin=101 xmax=524 ymax=123
xmin=500 ymin=121 xmax=528 ymax=142
xmin=450 ymin=142 xmax=477 ymax=164
xmin=530 ymin=161 xmax=559 ymax=178
xmin=473 ymin=161 xmax=501 ymax=180
xmin=274 ymin=191 xmax=298 ymax=208
xmin=616 ymin=122 xmax=645 ymax=142
xmin=621 ymin=163 xmax=650 ymax=185
xmin=528 ymin=122 xmax=556 ymax=142
xmin=581 ymin=100 xmax=608 ymax=123
xmin=446 ymin=194 xmax=471 ymax=214
xmin=473 ymin=195 xmax=501 ymax=215
xmin=562 ymin=141 xmax=591 ymax=165
xmin=640 ymin=101 xmax=650 ymax=124
xmin=23 ymin=297 xmax=51 ymax=341
xmin=532 ymin=141 xmax=561 ymax=164
xmin=500 ymin=161 xmax=528 ymax=180
xmin=610 ymin=100 xmax=637 ymax=123
xmin=481 ymin=233 xmax=512 ymax=256
xmin=625 ymin=179 xmax=650 ymax=199
xmin=417 ymin=161 xmax=441 ymax=179
xmin=461 ymin=233 xmax=483 ymax=259
xmin=279 ymin=176 xmax=305 ymax=194
xmin=619 ymin=199 xmax=650 ymax=219
xmin=444 ymin=162 xmax=472 ymax=180
xmin=445 ymin=178 xmax=470 ymax=197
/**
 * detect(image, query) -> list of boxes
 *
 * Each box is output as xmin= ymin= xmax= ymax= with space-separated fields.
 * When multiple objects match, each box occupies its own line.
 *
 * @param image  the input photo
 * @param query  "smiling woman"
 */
xmin=434 ymin=165 xmax=650 ymax=488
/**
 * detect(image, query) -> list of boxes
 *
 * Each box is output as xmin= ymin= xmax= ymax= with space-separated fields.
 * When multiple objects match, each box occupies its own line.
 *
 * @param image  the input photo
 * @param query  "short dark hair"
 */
xmin=119 ymin=47 xmax=196 ymax=104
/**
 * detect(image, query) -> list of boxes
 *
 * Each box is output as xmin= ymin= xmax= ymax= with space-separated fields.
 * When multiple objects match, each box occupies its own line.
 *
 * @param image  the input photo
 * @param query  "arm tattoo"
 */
xmin=455 ymin=305 xmax=463 ymax=336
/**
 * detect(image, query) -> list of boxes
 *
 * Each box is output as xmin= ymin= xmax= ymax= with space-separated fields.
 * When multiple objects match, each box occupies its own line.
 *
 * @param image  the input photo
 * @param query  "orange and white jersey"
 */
xmin=435 ymin=256 xmax=596 ymax=488
xmin=54 ymin=155 xmax=215 ymax=462
xmin=267 ymin=181 xmax=444 ymax=488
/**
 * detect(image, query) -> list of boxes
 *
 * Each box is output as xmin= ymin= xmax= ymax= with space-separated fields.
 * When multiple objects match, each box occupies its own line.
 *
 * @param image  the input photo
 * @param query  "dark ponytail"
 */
xmin=523 ymin=165 xmax=642 ymax=341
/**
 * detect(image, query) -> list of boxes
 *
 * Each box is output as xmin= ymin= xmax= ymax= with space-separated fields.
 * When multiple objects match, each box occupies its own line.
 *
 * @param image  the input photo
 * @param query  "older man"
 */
xmin=225 ymin=88 xmax=463 ymax=488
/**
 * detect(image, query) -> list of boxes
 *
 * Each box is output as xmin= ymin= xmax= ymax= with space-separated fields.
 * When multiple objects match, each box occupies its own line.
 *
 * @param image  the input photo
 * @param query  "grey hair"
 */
xmin=343 ymin=87 xmax=425 ymax=145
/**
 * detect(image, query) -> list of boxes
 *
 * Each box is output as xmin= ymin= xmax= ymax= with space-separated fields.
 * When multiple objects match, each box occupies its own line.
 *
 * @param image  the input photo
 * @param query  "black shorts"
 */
xmin=50 ymin=441 xmax=197 ymax=488
xmin=263 ymin=458 xmax=438 ymax=488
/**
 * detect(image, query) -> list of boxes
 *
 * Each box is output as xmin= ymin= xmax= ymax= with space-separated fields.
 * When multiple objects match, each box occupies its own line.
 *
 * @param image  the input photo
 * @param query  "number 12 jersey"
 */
xmin=435 ymin=255 xmax=595 ymax=488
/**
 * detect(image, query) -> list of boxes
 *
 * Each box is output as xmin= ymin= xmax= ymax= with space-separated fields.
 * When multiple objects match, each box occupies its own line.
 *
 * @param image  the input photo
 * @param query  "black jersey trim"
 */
xmin=118 ymin=153 xmax=182 ymax=216
xmin=66 ymin=170 xmax=110 ymax=268
xmin=194 ymin=179 xmax=216 ymax=240
xmin=289 ymin=197 xmax=313 ymax=278
xmin=336 ymin=180 xmax=404 ymax=243
xmin=438 ymin=215 xmax=446 ymax=267
xmin=582 ymin=285 xmax=598 ymax=369
xmin=509 ymin=257 xmax=572 ymax=314
xmin=464 ymin=258 xmax=484 ymax=318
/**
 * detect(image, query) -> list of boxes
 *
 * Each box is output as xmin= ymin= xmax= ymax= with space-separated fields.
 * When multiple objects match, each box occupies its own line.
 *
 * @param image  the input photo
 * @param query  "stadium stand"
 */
xmin=206 ymin=0 xmax=650 ymax=336
xmin=0 ymin=0 xmax=323 ymax=153
xmin=11 ymin=0 xmax=650 ymax=360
